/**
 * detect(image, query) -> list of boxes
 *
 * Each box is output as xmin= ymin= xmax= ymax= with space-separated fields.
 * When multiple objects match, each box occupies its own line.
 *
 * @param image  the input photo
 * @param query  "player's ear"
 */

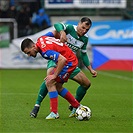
xmin=33 ymin=44 xmax=38 ymax=51
xmin=32 ymin=44 xmax=36 ymax=48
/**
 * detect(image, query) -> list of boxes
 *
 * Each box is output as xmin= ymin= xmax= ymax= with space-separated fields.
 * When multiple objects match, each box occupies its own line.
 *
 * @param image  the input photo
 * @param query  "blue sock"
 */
xmin=49 ymin=91 xmax=58 ymax=98
xmin=59 ymin=88 xmax=68 ymax=97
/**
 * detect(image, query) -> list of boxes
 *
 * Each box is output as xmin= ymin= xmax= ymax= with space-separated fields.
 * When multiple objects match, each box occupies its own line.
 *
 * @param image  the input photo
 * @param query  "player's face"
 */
xmin=77 ymin=22 xmax=91 ymax=37
xmin=23 ymin=46 xmax=37 ymax=58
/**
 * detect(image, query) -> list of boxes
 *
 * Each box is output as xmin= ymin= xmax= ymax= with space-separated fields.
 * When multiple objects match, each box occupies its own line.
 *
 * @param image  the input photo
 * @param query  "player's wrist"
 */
xmin=53 ymin=73 xmax=58 ymax=78
xmin=60 ymin=30 xmax=65 ymax=34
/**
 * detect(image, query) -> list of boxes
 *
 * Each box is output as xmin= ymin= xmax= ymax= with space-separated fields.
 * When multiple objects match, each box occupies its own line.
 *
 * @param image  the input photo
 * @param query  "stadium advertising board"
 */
xmin=89 ymin=20 xmax=133 ymax=45
xmin=66 ymin=20 xmax=133 ymax=45
xmin=0 ymin=26 xmax=10 ymax=48
xmin=45 ymin=0 xmax=126 ymax=8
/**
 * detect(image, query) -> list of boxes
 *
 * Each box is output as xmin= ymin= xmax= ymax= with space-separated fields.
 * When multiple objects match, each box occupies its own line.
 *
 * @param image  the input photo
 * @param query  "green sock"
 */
xmin=35 ymin=81 xmax=48 ymax=105
xmin=75 ymin=86 xmax=88 ymax=102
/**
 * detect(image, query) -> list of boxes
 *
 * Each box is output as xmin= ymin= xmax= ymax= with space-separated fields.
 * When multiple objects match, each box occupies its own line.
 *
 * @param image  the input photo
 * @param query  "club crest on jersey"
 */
xmin=50 ymin=55 xmax=54 ymax=59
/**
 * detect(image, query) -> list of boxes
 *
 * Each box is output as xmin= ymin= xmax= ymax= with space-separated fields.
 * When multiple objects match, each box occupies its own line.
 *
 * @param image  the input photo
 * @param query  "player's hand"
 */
xmin=87 ymin=65 xmax=97 ymax=77
xmin=90 ymin=69 xmax=97 ymax=77
xmin=44 ymin=74 xmax=56 ymax=84
xmin=60 ymin=31 xmax=67 ymax=43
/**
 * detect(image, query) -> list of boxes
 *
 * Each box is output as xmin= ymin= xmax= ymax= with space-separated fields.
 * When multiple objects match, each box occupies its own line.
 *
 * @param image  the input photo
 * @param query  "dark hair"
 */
xmin=80 ymin=17 xmax=92 ymax=26
xmin=21 ymin=38 xmax=34 ymax=52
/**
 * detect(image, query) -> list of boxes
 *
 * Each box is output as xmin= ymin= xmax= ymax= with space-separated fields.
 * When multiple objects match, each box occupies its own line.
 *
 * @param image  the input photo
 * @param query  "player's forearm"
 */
xmin=80 ymin=52 xmax=90 ymax=67
xmin=81 ymin=54 xmax=93 ymax=72
xmin=54 ymin=23 xmax=67 ymax=42
xmin=54 ymin=54 xmax=67 ymax=77
xmin=87 ymin=65 xmax=93 ymax=72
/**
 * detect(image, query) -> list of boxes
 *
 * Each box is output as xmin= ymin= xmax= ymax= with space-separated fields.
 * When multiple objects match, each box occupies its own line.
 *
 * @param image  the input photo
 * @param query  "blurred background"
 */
xmin=0 ymin=0 xmax=133 ymax=71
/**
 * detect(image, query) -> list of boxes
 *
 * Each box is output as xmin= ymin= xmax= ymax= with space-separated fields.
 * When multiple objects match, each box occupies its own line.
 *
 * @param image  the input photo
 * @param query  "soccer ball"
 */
xmin=75 ymin=105 xmax=91 ymax=121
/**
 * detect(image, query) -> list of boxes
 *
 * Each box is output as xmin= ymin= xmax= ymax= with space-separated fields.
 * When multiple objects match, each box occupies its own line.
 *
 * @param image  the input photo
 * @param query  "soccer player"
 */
xmin=30 ymin=17 xmax=97 ymax=118
xmin=21 ymin=36 xmax=81 ymax=119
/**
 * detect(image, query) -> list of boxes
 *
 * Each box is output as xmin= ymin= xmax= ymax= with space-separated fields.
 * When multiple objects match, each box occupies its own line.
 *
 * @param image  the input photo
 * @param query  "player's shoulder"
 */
xmin=84 ymin=33 xmax=89 ymax=38
xmin=67 ymin=25 xmax=78 ymax=33
xmin=68 ymin=24 xmax=77 ymax=29
xmin=65 ymin=24 xmax=75 ymax=29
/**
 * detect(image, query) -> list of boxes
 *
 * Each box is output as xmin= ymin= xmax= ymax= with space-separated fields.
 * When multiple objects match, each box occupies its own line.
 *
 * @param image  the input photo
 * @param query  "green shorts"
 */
xmin=47 ymin=60 xmax=57 ymax=69
xmin=47 ymin=60 xmax=81 ymax=79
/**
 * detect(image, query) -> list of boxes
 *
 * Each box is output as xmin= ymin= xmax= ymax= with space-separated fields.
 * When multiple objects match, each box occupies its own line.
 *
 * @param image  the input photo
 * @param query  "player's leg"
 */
xmin=73 ymin=70 xmax=91 ymax=102
xmin=30 ymin=81 xmax=48 ymax=118
xmin=69 ymin=68 xmax=91 ymax=117
xmin=57 ymin=83 xmax=80 ymax=109
xmin=70 ymin=67 xmax=91 ymax=102
xmin=45 ymin=79 xmax=59 ymax=119
xmin=45 ymin=82 xmax=80 ymax=120
xmin=30 ymin=60 xmax=56 ymax=118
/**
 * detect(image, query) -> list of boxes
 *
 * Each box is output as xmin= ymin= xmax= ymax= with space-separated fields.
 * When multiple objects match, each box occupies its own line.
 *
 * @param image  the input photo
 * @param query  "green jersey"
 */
xmin=54 ymin=23 xmax=88 ymax=53
xmin=54 ymin=22 xmax=90 ymax=67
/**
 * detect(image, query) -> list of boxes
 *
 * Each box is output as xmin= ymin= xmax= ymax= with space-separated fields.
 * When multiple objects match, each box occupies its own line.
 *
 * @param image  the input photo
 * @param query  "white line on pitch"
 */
xmin=98 ymin=71 xmax=133 ymax=81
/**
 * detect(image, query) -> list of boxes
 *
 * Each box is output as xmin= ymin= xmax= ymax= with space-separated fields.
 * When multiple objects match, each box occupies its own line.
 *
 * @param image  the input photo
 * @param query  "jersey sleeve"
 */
xmin=80 ymin=37 xmax=90 ymax=67
xmin=80 ymin=37 xmax=88 ymax=53
xmin=54 ymin=22 xmax=68 ymax=32
xmin=80 ymin=52 xmax=90 ymax=67
xmin=41 ymin=50 xmax=60 ymax=62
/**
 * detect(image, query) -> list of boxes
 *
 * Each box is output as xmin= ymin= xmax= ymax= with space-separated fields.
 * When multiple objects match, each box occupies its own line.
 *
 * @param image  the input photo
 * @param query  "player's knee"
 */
xmin=87 ymin=82 xmax=91 ymax=89
xmin=45 ymin=80 xmax=52 ymax=89
xmin=83 ymin=81 xmax=91 ymax=90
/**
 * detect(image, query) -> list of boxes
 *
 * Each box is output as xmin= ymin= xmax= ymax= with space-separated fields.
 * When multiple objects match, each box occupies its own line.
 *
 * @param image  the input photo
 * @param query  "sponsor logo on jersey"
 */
xmin=63 ymin=73 xmax=69 ymax=79
xmin=66 ymin=34 xmax=84 ymax=52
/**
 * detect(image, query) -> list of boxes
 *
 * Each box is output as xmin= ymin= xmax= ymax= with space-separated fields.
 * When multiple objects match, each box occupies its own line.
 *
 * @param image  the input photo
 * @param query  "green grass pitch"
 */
xmin=0 ymin=69 xmax=132 ymax=133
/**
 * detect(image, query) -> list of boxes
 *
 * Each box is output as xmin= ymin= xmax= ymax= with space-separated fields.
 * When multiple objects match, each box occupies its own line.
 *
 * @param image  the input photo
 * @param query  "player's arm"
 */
xmin=46 ymin=54 xmax=67 ymax=83
xmin=80 ymin=39 xmax=90 ymax=68
xmin=80 ymin=51 xmax=90 ymax=67
xmin=42 ymin=50 xmax=66 ymax=77
xmin=80 ymin=37 xmax=97 ymax=77
xmin=54 ymin=22 xmax=67 ymax=43
xmin=54 ymin=54 xmax=67 ymax=77
xmin=80 ymin=51 xmax=97 ymax=77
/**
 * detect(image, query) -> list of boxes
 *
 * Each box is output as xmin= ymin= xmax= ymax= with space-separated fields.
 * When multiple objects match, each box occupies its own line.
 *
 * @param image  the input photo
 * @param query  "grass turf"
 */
xmin=0 ymin=69 xmax=132 ymax=133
